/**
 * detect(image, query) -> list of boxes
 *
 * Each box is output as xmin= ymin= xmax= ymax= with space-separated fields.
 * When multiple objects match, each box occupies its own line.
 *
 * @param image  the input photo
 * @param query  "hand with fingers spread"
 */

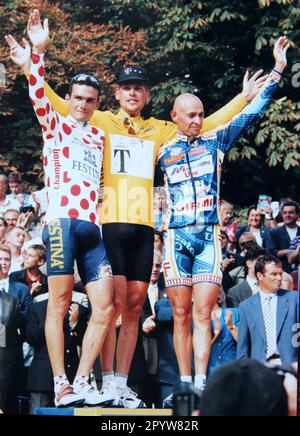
xmin=27 ymin=8 xmax=49 ymax=53
xmin=273 ymin=36 xmax=289 ymax=73
xmin=242 ymin=69 xmax=269 ymax=102
xmin=4 ymin=34 xmax=31 ymax=73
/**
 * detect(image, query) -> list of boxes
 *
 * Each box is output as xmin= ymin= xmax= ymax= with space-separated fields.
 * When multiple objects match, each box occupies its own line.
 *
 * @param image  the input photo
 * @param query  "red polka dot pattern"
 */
xmin=29 ymin=75 xmax=37 ymax=86
xmin=62 ymin=147 xmax=70 ymax=158
xmin=38 ymin=65 xmax=44 ymax=77
xmin=50 ymin=118 xmax=56 ymax=130
xmin=61 ymin=196 xmax=69 ymax=207
xmin=83 ymin=181 xmax=91 ymax=187
xmin=80 ymin=199 xmax=89 ymax=210
xmin=62 ymin=124 xmax=72 ymax=135
xmin=71 ymin=185 xmax=81 ymax=196
xmin=44 ymin=156 xmax=48 ymax=166
xmin=90 ymin=191 xmax=96 ymax=202
xmin=68 ymin=209 xmax=79 ymax=219
xmin=36 ymin=108 xmax=46 ymax=117
xmin=35 ymin=88 xmax=44 ymax=99
xmin=89 ymin=213 xmax=96 ymax=223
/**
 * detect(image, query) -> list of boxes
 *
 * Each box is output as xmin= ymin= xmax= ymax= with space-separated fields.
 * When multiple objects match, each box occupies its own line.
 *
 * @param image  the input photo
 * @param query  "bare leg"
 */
xmin=167 ymin=286 xmax=193 ymax=376
xmin=45 ymin=275 xmax=73 ymax=377
xmin=192 ymin=282 xmax=220 ymax=376
xmin=115 ymin=280 xmax=148 ymax=374
xmin=101 ymin=275 xmax=127 ymax=372
xmin=76 ymin=276 xmax=114 ymax=376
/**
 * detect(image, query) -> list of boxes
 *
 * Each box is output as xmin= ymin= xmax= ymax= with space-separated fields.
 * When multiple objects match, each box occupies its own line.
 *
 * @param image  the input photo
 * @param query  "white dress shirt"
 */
xmin=0 ymin=277 xmax=9 ymax=293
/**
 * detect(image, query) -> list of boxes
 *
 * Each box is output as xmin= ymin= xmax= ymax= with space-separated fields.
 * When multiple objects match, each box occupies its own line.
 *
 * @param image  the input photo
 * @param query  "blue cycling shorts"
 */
xmin=43 ymin=218 xmax=112 ymax=286
xmin=163 ymin=224 xmax=222 ymax=288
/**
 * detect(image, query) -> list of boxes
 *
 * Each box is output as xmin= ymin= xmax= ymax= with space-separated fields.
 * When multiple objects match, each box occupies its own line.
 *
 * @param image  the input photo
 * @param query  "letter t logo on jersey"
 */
xmin=114 ymin=149 xmax=131 ymax=173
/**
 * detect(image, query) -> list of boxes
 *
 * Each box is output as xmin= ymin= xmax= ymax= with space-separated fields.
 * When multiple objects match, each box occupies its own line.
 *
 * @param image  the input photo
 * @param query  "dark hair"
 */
xmin=254 ymin=254 xmax=282 ymax=277
xmin=0 ymin=217 xmax=8 ymax=227
xmin=8 ymin=172 xmax=22 ymax=183
xmin=69 ymin=73 xmax=101 ymax=97
xmin=281 ymin=200 xmax=299 ymax=215
xmin=29 ymin=244 xmax=46 ymax=262
xmin=245 ymin=246 xmax=268 ymax=262
xmin=200 ymin=359 xmax=288 ymax=416
xmin=220 ymin=230 xmax=229 ymax=240
xmin=154 ymin=230 xmax=163 ymax=243
xmin=247 ymin=205 xmax=257 ymax=218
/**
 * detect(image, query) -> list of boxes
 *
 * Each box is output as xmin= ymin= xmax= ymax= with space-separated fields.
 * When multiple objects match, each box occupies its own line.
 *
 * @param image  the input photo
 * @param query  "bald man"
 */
xmin=156 ymin=37 xmax=289 ymax=406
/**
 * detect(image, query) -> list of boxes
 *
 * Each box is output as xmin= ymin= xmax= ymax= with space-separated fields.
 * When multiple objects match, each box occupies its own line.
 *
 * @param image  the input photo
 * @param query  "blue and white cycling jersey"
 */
xmin=157 ymin=72 xmax=280 ymax=229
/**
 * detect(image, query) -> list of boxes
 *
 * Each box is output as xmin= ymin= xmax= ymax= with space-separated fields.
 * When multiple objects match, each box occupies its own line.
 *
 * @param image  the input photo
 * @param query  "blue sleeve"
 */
xmin=155 ymin=299 xmax=174 ymax=322
xmin=216 ymin=76 xmax=279 ymax=153
xmin=236 ymin=303 xmax=251 ymax=360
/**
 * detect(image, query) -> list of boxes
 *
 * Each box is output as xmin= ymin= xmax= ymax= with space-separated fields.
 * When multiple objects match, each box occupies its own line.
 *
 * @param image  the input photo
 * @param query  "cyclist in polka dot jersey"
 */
xmin=6 ymin=10 xmax=116 ymax=408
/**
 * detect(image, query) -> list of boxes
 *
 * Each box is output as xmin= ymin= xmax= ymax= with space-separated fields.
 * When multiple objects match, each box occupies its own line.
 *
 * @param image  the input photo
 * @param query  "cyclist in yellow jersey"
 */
xmin=11 ymin=19 xmax=257 ymax=407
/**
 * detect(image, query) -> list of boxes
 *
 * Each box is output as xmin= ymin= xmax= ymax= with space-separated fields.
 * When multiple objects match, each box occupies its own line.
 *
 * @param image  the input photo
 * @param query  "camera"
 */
xmin=172 ymin=382 xmax=202 ymax=416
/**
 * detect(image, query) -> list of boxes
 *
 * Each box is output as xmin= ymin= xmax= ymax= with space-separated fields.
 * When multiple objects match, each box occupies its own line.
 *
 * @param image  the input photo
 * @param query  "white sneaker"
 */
xmin=76 ymin=383 xmax=115 ymax=407
xmin=162 ymin=392 xmax=173 ymax=409
xmin=119 ymin=386 xmax=146 ymax=409
xmin=54 ymin=384 xmax=85 ymax=408
xmin=100 ymin=381 xmax=124 ymax=407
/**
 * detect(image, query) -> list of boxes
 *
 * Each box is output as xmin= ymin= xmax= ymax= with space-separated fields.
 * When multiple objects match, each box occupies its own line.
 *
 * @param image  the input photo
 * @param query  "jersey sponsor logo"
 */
xmin=170 ymin=147 xmax=184 ymax=157
xmin=110 ymin=134 xmax=155 ymax=179
xmin=189 ymin=146 xmax=207 ymax=157
xmin=175 ymin=195 xmax=214 ymax=214
xmin=165 ymin=153 xmax=185 ymax=165
xmin=48 ymin=219 xmax=65 ymax=270
xmin=201 ymin=132 xmax=217 ymax=140
xmin=189 ymin=154 xmax=214 ymax=177
xmin=52 ymin=148 xmax=61 ymax=190
xmin=166 ymin=163 xmax=190 ymax=183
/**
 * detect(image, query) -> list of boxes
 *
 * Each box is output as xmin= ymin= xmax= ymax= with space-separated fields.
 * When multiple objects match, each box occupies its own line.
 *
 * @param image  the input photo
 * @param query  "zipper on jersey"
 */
xmin=185 ymin=140 xmax=197 ymax=225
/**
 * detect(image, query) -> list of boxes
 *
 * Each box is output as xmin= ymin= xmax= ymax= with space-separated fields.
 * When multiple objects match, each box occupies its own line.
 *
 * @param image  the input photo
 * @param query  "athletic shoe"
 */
xmin=119 ymin=386 xmax=146 ymax=409
xmin=76 ymin=383 xmax=115 ymax=407
xmin=54 ymin=384 xmax=85 ymax=408
xmin=162 ymin=392 xmax=173 ymax=409
xmin=100 ymin=381 xmax=124 ymax=407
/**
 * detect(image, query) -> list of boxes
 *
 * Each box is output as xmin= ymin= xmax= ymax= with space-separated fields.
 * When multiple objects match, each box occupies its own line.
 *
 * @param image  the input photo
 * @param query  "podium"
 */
xmin=35 ymin=407 xmax=172 ymax=416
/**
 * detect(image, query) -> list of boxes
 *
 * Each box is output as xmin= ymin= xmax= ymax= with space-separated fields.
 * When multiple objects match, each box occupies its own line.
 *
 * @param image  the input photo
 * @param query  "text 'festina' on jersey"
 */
xmin=29 ymin=53 xmax=105 ymax=225
xmin=157 ymin=73 xmax=280 ymax=229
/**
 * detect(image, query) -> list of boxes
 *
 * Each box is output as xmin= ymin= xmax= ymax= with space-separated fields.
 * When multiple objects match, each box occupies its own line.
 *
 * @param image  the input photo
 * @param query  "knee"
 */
xmin=47 ymin=294 xmax=70 ymax=318
xmin=125 ymin=300 xmax=144 ymax=322
xmin=194 ymin=306 xmax=213 ymax=323
xmin=90 ymin=303 xmax=115 ymax=325
xmin=113 ymin=294 xmax=124 ymax=316
xmin=173 ymin=306 xmax=192 ymax=326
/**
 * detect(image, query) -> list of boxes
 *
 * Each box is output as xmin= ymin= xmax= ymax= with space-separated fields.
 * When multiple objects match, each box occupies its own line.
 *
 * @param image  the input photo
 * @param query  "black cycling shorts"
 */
xmin=102 ymin=223 xmax=154 ymax=282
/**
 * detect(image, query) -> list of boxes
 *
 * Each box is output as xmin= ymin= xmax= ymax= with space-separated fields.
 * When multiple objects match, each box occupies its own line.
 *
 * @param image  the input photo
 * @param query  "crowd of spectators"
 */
xmin=0 ymin=172 xmax=299 ymax=415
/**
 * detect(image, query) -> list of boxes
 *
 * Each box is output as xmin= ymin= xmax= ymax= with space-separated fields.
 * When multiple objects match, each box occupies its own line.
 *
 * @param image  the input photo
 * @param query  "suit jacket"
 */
xmin=226 ymin=280 xmax=253 ymax=308
xmin=235 ymin=225 xmax=275 ymax=251
xmin=237 ymin=290 xmax=298 ymax=366
xmin=8 ymin=279 xmax=32 ymax=321
xmin=9 ymin=269 xmax=48 ymax=297
xmin=25 ymin=299 xmax=88 ymax=392
xmin=0 ymin=291 xmax=22 ymax=389
xmin=270 ymin=225 xmax=300 ymax=272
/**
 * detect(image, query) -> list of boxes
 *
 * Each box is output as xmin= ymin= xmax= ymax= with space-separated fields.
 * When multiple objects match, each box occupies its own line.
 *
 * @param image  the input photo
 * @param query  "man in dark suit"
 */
xmin=0 ymin=289 xmax=21 ymax=413
xmin=237 ymin=254 xmax=298 ymax=366
xmin=270 ymin=201 xmax=300 ymax=272
xmin=227 ymin=246 xmax=268 ymax=308
xmin=0 ymin=244 xmax=32 ymax=413
xmin=25 ymin=295 xmax=88 ymax=413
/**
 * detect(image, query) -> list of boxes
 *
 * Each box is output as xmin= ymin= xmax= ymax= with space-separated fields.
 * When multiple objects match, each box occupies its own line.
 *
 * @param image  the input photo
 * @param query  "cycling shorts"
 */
xmin=163 ymin=224 xmax=222 ymax=287
xmin=43 ymin=218 xmax=112 ymax=286
xmin=102 ymin=223 xmax=154 ymax=282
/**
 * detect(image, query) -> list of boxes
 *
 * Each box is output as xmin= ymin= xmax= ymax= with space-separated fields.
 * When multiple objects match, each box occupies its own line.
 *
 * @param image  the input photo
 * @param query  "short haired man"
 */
xmin=7 ymin=172 xmax=34 ymax=207
xmin=6 ymin=10 xmax=114 ymax=408
xmin=226 ymin=245 xmax=268 ymax=308
xmin=270 ymin=200 xmax=300 ymax=272
xmin=0 ymin=175 xmax=20 ymax=217
xmin=3 ymin=209 xmax=19 ymax=230
xmin=156 ymin=37 xmax=289 ymax=404
xmin=237 ymin=255 xmax=298 ymax=366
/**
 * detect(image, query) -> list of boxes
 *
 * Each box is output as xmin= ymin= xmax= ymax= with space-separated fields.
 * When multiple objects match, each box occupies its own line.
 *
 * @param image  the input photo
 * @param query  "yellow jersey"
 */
xmin=43 ymin=82 xmax=247 ymax=228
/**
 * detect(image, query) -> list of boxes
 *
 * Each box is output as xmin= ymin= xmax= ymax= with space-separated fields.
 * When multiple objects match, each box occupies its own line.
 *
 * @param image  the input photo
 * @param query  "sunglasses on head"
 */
xmin=71 ymin=74 xmax=101 ymax=88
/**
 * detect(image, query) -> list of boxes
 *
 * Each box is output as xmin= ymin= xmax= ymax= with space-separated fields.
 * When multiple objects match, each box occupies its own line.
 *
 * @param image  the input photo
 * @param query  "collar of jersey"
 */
xmin=176 ymin=131 xmax=200 ymax=144
xmin=67 ymin=115 xmax=90 ymax=128
xmin=116 ymin=108 xmax=143 ymax=124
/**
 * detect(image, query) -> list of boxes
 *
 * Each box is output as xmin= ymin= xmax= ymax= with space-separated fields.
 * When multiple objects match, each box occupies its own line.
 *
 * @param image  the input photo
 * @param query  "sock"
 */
xmin=180 ymin=375 xmax=192 ymax=383
xmin=102 ymin=371 xmax=115 ymax=387
xmin=115 ymin=373 xmax=128 ymax=390
xmin=53 ymin=374 xmax=69 ymax=394
xmin=194 ymin=374 xmax=206 ymax=390
xmin=73 ymin=375 xmax=89 ymax=392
